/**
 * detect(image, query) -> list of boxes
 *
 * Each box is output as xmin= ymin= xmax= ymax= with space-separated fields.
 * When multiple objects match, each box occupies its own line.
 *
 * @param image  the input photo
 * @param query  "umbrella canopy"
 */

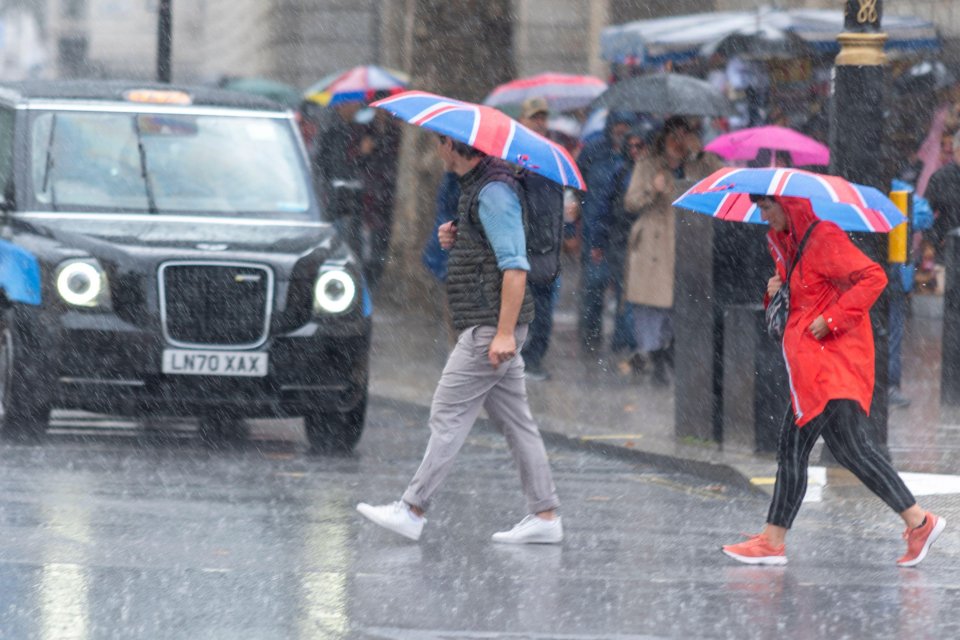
xmin=484 ymin=73 xmax=608 ymax=113
xmin=601 ymin=7 xmax=939 ymax=65
xmin=894 ymin=60 xmax=957 ymax=95
xmin=590 ymin=73 xmax=731 ymax=117
xmin=219 ymin=77 xmax=302 ymax=109
xmin=705 ymin=125 xmax=830 ymax=166
xmin=370 ymin=90 xmax=585 ymax=190
xmin=304 ymin=65 xmax=409 ymax=106
xmin=673 ymin=167 xmax=905 ymax=233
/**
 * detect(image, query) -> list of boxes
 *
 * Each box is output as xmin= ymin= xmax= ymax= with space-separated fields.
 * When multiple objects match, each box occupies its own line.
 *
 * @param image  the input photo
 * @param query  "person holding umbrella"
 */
xmin=719 ymin=193 xmax=945 ymax=567
xmin=356 ymin=91 xmax=581 ymax=544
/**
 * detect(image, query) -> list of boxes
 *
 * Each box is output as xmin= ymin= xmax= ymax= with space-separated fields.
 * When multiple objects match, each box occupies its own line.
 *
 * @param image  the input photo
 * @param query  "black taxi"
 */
xmin=0 ymin=80 xmax=371 ymax=451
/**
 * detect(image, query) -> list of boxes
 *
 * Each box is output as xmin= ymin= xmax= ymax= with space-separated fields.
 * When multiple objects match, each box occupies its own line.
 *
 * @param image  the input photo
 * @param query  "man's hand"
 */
xmin=438 ymin=221 xmax=458 ymax=250
xmin=767 ymin=274 xmax=783 ymax=298
xmin=809 ymin=315 xmax=829 ymax=340
xmin=359 ymin=135 xmax=376 ymax=155
xmin=488 ymin=331 xmax=517 ymax=368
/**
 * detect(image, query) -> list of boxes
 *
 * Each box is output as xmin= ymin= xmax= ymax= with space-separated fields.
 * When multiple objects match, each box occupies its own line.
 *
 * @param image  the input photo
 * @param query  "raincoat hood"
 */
xmin=767 ymin=195 xmax=821 ymax=270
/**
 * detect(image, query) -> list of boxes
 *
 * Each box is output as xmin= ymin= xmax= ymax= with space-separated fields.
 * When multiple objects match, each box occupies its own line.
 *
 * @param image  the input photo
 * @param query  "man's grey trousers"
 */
xmin=402 ymin=324 xmax=560 ymax=514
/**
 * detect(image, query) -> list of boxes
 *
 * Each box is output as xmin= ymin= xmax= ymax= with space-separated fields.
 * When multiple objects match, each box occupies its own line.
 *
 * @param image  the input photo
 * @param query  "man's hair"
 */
xmin=438 ymin=135 xmax=486 ymax=160
xmin=749 ymin=193 xmax=773 ymax=203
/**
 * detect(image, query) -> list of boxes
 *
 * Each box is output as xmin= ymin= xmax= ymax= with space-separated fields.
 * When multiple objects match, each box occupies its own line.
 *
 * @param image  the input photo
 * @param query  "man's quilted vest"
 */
xmin=446 ymin=157 xmax=535 ymax=331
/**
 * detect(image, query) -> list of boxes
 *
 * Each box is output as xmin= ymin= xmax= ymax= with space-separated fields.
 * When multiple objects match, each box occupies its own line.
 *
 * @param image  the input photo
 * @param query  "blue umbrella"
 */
xmin=673 ymin=167 xmax=906 ymax=233
xmin=370 ymin=90 xmax=585 ymax=190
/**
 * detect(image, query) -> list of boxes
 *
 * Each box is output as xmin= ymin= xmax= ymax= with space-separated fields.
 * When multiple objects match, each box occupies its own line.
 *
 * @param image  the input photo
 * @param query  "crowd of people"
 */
xmin=302 ymin=70 xmax=960 ymax=409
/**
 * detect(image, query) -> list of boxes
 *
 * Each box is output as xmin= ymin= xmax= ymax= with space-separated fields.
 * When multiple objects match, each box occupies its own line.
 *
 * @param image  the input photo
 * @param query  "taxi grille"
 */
xmin=160 ymin=262 xmax=272 ymax=347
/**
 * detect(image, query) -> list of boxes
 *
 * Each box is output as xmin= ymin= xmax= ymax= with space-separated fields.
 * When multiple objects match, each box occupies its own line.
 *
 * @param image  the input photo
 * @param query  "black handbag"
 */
xmin=766 ymin=221 xmax=819 ymax=340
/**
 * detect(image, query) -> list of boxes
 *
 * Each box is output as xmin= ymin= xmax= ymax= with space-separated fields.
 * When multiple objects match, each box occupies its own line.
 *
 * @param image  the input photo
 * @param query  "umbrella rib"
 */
xmin=770 ymin=168 xmax=790 ymax=196
xmin=549 ymin=146 xmax=568 ymax=187
xmin=468 ymin=106 xmax=482 ymax=146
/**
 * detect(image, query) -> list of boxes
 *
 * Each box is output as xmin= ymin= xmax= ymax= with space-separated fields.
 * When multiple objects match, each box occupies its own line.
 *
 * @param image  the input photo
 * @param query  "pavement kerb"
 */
xmin=370 ymin=393 xmax=767 ymax=496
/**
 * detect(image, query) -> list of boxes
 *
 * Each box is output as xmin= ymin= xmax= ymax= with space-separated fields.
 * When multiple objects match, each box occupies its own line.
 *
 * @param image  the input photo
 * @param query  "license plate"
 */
xmin=162 ymin=349 xmax=268 ymax=377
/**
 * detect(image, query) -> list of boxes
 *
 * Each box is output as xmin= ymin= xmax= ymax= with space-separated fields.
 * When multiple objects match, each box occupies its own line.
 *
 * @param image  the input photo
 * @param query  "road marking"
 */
xmin=579 ymin=434 xmax=645 ymax=441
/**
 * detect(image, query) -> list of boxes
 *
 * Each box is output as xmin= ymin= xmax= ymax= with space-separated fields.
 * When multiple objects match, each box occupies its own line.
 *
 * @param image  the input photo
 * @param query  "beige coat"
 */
xmin=623 ymin=152 xmax=723 ymax=308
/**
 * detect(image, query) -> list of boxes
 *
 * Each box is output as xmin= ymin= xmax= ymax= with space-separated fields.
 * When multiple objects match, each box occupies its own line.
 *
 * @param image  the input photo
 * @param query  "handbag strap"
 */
xmin=785 ymin=221 xmax=820 ymax=282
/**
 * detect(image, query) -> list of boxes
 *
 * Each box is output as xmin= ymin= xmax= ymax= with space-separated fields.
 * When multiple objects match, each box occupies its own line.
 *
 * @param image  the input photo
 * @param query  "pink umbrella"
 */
xmin=705 ymin=125 xmax=830 ymax=167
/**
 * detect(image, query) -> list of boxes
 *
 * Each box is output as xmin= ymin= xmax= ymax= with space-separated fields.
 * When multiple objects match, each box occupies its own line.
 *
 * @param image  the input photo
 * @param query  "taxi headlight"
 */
xmin=313 ymin=269 xmax=356 ymax=314
xmin=56 ymin=260 xmax=109 ymax=308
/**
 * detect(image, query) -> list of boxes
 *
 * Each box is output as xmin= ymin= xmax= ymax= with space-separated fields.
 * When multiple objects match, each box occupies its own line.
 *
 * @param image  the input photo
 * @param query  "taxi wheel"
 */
xmin=0 ymin=320 xmax=50 ymax=441
xmin=304 ymin=402 xmax=366 ymax=454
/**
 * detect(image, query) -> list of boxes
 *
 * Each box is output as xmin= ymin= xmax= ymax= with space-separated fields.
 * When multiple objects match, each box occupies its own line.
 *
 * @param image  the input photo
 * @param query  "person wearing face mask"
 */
xmin=721 ymin=195 xmax=945 ymax=567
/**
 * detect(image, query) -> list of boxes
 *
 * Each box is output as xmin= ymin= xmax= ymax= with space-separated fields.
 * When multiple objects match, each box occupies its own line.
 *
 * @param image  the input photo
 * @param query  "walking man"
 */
xmin=357 ymin=134 xmax=562 ymax=544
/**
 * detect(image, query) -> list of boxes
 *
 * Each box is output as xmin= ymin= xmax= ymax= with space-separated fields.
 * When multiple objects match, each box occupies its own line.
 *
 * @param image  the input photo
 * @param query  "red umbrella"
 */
xmin=371 ymin=90 xmax=585 ymax=190
xmin=484 ymin=73 xmax=607 ymax=112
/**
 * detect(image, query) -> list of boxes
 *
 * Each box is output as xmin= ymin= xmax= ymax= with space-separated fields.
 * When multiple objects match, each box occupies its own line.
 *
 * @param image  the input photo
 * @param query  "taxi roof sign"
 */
xmin=123 ymin=89 xmax=192 ymax=105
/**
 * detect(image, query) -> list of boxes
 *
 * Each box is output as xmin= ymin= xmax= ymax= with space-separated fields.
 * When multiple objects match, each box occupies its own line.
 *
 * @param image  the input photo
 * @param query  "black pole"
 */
xmin=157 ymin=0 xmax=173 ymax=83
xmin=829 ymin=0 xmax=890 ymax=446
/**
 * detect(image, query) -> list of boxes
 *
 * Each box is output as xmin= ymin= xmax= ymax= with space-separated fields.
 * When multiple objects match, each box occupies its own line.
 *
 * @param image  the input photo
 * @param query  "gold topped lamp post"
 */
xmin=830 ymin=0 xmax=891 ymax=446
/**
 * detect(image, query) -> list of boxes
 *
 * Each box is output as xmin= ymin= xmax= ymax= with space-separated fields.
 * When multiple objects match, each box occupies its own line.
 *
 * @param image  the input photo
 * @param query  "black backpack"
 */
xmin=463 ymin=169 xmax=565 ymax=286
xmin=517 ymin=170 xmax=564 ymax=286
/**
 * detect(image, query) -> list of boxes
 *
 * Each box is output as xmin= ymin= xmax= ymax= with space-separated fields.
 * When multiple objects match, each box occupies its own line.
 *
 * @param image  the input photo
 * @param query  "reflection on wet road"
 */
xmin=0 ymin=400 xmax=956 ymax=639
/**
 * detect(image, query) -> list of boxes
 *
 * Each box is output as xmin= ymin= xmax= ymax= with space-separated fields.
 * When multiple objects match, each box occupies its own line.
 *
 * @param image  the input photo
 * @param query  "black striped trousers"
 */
xmin=767 ymin=399 xmax=916 ymax=529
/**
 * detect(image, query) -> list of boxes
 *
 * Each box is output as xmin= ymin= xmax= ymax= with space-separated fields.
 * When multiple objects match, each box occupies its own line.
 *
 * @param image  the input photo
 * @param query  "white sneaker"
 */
xmin=492 ymin=514 xmax=563 ymax=544
xmin=356 ymin=501 xmax=425 ymax=541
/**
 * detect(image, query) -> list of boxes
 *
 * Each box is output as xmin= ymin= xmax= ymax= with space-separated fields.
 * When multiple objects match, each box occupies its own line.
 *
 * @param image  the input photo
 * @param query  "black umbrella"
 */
xmin=590 ymin=73 xmax=732 ymax=117
xmin=894 ymin=60 xmax=956 ymax=96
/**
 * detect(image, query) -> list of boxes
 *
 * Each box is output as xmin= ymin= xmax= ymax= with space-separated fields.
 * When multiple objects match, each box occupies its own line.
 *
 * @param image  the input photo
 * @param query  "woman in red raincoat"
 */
xmin=722 ymin=195 xmax=945 ymax=567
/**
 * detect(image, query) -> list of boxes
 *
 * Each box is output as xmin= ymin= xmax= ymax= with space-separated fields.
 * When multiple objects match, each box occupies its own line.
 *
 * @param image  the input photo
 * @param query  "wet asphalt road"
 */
xmin=0 ymin=399 xmax=958 ymax=640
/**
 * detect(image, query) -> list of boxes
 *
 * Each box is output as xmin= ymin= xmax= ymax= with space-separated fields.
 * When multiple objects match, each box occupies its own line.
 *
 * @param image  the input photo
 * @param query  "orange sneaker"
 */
xmin=897 ymin=512 xmax=946 ymax=568
xmin=722 ymin=533 xmax=787 ymax=565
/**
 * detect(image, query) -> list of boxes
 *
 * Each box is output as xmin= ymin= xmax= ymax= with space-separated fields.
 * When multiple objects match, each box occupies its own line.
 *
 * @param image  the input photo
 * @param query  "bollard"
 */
xmin=674 ymin=207 xmax=771 ymax=444
xmin=941 ymin=230 xmax=960 ymax=406
xmin=721 ymin=304 xmax=788 ymax=452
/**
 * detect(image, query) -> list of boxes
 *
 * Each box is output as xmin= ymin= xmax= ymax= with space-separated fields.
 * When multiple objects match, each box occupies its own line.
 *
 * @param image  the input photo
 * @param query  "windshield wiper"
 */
xmin=132 ymin=116 xmax=158 ymax=214
xmin=40 ymin=113 xmax=57 ymax=211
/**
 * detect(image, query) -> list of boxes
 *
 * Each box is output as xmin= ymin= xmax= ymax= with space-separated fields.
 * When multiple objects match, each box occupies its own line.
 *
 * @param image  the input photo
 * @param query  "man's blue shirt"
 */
xmin=478 ymin=182 xmax=529 ymax=272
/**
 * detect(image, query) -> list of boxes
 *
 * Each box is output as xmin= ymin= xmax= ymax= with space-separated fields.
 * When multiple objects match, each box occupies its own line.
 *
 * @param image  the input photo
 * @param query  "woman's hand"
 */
xmin=652 ymin=172 xmax=668 ymax=194
xmin=809 ymin=315 xmax=829 ymax=340
xmin=767 ymin=274 xmax=783 ymax=298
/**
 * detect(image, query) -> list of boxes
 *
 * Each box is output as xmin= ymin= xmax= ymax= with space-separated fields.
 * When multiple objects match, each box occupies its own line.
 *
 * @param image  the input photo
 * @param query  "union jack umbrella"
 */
xmin=304 ymin=65 xmax=409 ymax=106
xmin=673 ymin=167 xmax=905 ymax=233
xmin=483 ymin=73 xmax=608 ymax=113
xmin=371 ymin=90 xmax=586 ymax=190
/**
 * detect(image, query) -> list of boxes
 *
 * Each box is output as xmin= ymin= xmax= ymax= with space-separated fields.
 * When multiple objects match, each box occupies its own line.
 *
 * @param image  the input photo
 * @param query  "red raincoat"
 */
xmin=765 ymin=196 xmax=887 ymax=427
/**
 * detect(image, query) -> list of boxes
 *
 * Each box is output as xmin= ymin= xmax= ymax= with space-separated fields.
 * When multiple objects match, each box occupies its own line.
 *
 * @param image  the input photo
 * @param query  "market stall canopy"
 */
xmin=601 ymin=8 xmax=940 ymax=66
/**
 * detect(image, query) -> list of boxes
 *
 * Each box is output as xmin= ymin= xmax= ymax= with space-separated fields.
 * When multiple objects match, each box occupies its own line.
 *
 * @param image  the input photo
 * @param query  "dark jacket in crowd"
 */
xmin=925 ymin=162 xmax=960 ymax=258
xmin=313 ymin=116 xmax=363 ymax=219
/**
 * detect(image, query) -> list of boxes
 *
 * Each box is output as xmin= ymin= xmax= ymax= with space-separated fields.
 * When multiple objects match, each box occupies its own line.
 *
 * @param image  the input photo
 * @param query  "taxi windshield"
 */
xmin=29 ymin=110 xmax=317 ymax=219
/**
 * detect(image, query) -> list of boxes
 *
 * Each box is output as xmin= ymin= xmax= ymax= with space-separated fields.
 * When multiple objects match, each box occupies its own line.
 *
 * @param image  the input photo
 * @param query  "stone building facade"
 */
xmin=40 ymin=0 xmax=960 ymax=86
